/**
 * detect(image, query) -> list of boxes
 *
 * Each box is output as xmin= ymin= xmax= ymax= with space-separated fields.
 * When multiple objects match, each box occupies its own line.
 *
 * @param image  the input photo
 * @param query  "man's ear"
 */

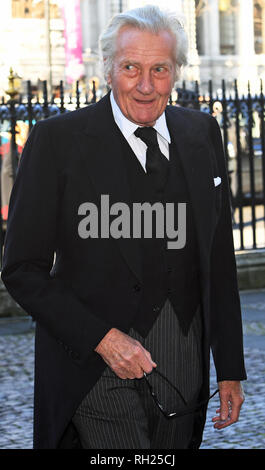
xmin=106 ymin=72 xmax=112 ymax=88
xmin=104 ymin=58 xmax=112 ymax=87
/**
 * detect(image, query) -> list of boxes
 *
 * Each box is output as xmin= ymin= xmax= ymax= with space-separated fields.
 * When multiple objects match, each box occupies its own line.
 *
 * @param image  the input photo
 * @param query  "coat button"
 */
xmin=133 ymin=284 xmax=141 ymax=292
xmin=69 ymin=350 xmax=80 ymax=360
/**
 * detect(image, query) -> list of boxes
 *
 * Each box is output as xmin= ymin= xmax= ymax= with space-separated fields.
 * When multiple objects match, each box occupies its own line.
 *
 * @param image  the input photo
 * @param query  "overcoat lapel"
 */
xmin=165 ymin=107 xmax=217 ymax=273
xmin=74 ymin=94 xmax=218 ymax=283
xmin=74 ymin=93 xmax=142 ymax=283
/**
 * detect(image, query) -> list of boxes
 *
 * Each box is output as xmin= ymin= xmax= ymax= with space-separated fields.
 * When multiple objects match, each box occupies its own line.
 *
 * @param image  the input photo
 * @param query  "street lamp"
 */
xmin=5 ymin=68 xmax=21 ymax=100
xmin=5 ymin=68 xmax=22 ymax=183
xmin=219 ymin=0 xmax=230 ymax=12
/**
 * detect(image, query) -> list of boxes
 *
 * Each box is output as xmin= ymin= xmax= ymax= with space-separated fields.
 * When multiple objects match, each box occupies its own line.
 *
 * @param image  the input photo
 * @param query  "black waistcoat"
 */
xmin=120 ymin=134 xmax=201 ymax=337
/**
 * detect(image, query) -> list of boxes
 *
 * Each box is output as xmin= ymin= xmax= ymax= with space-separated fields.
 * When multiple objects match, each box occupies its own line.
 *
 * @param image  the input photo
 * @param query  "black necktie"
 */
xmin=134 ymin=126 xmax=169 ymax=195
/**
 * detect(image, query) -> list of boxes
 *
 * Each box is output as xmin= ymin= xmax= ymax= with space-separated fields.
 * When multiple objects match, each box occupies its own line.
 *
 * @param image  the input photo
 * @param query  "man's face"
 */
xmin=108 ymin=27 xmax=177 ymax=127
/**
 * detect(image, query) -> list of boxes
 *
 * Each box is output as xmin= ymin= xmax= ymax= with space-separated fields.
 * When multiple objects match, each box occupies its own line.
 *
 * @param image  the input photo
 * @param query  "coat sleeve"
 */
xmin=208 ymin=116 xmax=247 ymax=382
xmin=1 ymin=120 xmax=112 ymax=367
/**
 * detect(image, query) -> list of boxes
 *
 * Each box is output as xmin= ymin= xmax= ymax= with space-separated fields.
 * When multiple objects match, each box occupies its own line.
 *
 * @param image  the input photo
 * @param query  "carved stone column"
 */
xmin=237 ymin=0 xmax=258 ymax=92
xmin=182 ymin=0 xmax=200 ymax=82
xmin=204 ymin=0 xmax=220 ymax=57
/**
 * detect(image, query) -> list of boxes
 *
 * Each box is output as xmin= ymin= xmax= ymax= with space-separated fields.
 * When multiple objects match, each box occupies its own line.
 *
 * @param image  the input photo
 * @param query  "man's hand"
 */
xmin=95 ymin=328 xmax=157 ymax=379
xmin=212 ymin=381 xmax=244 ymax=429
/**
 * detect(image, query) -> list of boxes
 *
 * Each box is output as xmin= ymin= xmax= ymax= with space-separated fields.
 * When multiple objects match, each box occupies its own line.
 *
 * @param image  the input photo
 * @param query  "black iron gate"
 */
xmin=0 ymin=78 xmax=265 ymax=268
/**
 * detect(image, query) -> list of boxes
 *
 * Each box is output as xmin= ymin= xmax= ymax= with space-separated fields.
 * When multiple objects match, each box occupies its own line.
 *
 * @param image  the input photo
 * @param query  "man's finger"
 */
xmin=139 ymin=349 xmax=157 ymax=375
xmin=220 ymin=396 xmax=230 ymax=421
xmin=229 ymin=397 xmax=243 ymax=424
xmin=213 ymin=399 xmax=243 ymax=429
xmin=214 ymin=381 xmax=245 ymax=429
xmin=143 ymin=349 xmax=157 ymax=369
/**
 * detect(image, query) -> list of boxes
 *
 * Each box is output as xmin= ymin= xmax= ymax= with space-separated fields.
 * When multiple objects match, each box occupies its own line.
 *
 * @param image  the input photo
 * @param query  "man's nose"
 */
xmin=136 ymin=72 xmax=154 ymax=94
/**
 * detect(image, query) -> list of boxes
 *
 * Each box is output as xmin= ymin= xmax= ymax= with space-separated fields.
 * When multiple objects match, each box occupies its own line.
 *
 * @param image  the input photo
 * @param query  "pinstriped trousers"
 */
xmin=72 ymin=299 xmax=203 ymax=449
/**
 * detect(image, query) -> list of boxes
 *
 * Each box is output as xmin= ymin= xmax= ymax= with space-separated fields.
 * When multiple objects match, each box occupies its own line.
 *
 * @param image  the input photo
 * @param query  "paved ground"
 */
xmin=0 ymin=289 xmax=265 ymax=450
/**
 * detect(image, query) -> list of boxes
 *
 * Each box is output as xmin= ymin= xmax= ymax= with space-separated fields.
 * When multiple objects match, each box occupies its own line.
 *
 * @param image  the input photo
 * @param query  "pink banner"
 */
xmin=61 ymin=0 xmax=84 ymax=84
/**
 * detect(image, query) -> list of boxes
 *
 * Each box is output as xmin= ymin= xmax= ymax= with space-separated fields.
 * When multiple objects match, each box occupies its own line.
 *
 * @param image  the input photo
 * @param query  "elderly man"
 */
xmin=1 ymin=5 xmax=246 ymax=449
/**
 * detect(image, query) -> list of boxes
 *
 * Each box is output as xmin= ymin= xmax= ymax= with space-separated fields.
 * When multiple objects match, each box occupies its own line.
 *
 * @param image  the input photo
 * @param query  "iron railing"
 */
xmin=176 ymin=79 xmax=265 ymax=252
xmin=0 ymin=78 xmax=265 ymax=268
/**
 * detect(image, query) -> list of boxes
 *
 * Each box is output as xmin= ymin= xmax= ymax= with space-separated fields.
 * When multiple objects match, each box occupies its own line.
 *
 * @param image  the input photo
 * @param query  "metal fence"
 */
xmin=0 ymin=78 xmax=265 ymax=268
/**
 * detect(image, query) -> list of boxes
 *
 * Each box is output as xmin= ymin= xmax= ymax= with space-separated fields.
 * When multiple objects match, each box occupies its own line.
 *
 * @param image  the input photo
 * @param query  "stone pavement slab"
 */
xmin=0 ymin=289 xmax=264 ymax=449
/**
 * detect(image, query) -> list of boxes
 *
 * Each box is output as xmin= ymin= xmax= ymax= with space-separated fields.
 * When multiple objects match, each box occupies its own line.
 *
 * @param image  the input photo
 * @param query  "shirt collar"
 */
xmin=110 ymin=91 xmax=171 ymax=144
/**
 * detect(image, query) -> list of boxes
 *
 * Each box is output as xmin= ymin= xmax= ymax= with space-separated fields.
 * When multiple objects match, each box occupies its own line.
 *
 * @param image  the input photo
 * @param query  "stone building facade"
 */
xmin=0 ymin=0 xmax=65 ymax=96
xmin=81 ymin=0 xmax=265 ymax=94
xmin=1 ymin=1 xmax=265 ymax=96
xmin=195 ymin=0 xmax=265 ymax=93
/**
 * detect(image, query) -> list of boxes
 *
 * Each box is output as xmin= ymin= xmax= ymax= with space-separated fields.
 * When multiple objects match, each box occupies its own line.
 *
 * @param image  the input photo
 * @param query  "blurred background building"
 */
xmin=1 ymin=0 xmax=265 ymax=95
xmin=196 ymin=0 xmax=265 ymax=92
xmin=0 ymin=1 xmax=65 ymax=94
xmin=1 ymin=0 xmax=265 ymax=256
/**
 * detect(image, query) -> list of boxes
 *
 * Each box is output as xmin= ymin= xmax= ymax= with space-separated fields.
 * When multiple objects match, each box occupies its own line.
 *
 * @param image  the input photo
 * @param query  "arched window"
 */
xmin=254 ymin=1 xmax=265 ymax=54
xmin=219 ymin=0 xmax=237 ymax=55
xmin=11 ymin=0 xmax=60 ymax=19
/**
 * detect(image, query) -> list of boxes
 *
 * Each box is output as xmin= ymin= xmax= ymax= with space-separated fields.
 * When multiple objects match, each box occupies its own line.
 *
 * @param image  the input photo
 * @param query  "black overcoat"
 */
xmin=1 ymin=93 xmax=247 ymax=449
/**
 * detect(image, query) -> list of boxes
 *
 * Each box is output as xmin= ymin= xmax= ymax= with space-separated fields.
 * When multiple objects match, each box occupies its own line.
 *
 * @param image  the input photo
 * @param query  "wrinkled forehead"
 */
xmin=114 ymin=26 xmax=177 ymax=64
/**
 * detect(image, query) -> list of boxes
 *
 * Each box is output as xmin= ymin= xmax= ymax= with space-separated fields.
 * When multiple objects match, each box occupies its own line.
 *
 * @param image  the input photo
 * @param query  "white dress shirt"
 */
xmin=110 ymin=91 xmax=171 ymax=172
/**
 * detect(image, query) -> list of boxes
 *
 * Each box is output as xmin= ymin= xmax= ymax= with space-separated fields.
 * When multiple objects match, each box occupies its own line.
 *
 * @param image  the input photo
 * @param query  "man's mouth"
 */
xmin=134 ymin=98 xmax=156 ymax=105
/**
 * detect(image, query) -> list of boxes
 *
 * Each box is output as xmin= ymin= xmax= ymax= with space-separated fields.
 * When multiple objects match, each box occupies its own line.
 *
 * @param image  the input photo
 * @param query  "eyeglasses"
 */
xmin=143 ymin=369 xmax=219 ymax=419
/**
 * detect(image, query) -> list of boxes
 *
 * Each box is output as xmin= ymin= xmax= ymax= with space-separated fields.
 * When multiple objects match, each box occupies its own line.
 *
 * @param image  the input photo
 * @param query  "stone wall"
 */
xmin=236 ymin=249 xmax=265 ymax=290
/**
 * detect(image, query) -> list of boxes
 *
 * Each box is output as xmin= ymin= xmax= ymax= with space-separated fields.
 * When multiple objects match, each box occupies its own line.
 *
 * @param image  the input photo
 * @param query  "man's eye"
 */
xmin=155 ymin=67 xmax=166 ymax=73
xmin=125 ymin=65 xmax=135 ymax=71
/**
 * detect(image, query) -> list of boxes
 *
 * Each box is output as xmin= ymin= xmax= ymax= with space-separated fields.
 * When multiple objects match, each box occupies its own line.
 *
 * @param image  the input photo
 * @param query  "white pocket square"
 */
xmin=214 ymin=177 xmax=221 ymax=187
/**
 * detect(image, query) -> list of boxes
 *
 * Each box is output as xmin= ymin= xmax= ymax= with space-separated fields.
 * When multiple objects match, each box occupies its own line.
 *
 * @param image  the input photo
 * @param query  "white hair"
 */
xmin=99 ymin=4 xmax=188 ymax=83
